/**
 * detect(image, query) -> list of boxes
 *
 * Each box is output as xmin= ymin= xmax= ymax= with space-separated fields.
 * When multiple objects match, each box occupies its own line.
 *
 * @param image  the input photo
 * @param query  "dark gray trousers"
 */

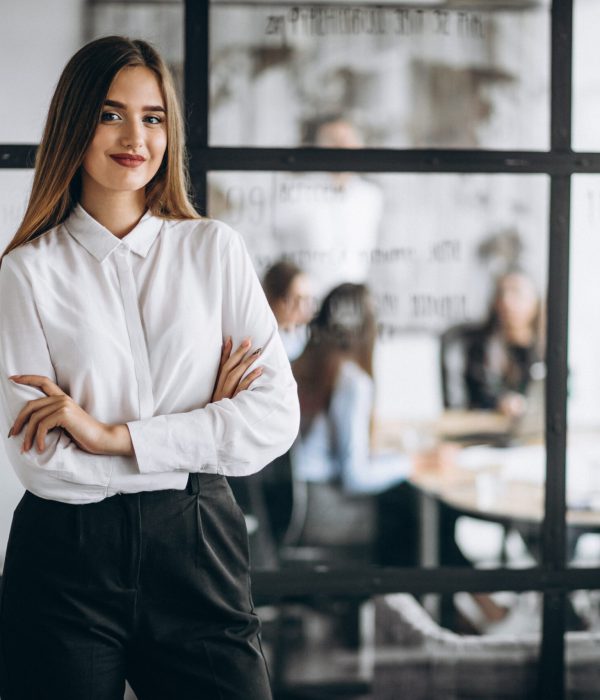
xmin=0 ymin=473 xmax=272 ymax=700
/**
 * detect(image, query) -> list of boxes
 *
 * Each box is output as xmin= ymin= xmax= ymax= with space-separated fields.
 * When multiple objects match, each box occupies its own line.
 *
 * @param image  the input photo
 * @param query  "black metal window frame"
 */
xmin=0 ymin=1 xmax=595 ymax=696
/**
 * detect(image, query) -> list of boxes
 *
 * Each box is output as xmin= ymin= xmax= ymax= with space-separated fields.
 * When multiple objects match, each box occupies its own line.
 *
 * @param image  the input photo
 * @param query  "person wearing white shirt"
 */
xmin=0 ymin=36 xmax=298 ymax=700
xmin=273 ymin=117 xmax=384 ymax=304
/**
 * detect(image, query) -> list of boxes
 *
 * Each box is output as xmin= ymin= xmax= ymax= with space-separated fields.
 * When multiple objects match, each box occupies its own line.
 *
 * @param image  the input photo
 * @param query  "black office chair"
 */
xmin=439 ymin=323 xmax=481 ymax=409
xmin=279 ymin=477 xmax=377 ymax=567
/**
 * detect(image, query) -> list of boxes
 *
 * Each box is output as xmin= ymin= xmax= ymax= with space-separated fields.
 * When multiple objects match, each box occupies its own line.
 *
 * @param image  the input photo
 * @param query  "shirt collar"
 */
xmin=63 ymin=203 xmax=164 ymax=262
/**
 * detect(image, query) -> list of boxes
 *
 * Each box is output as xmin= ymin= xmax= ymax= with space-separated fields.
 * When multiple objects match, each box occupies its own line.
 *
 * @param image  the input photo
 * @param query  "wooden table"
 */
xmin=375 ymin=411 xmax=600 ymax=567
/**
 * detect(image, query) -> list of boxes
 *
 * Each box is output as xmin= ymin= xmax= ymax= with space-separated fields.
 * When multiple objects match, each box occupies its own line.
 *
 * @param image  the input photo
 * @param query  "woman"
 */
xmin=463 ymin=269 xmax=544 ymax=417
xmin=262 ymin=259 xmax=314 ymax=361
xmin=291 ymin=283 xmax=409 ymax=495
xmin=289 ymin=283 xmax=452 ymax=564
xmin=0 ymin=36 xmax=299 ymax=699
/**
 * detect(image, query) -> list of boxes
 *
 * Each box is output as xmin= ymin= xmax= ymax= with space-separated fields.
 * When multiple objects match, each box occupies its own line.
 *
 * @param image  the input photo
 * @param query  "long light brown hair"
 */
xmin=1 ymin=35 xmax=199 ymax=265
xmin=292 ymin=283 xmax=378 ymax=443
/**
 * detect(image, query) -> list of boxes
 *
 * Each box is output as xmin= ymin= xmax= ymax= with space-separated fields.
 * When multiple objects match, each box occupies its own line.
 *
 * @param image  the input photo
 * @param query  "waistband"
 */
xmin=185 ymin=471 xmax=224 ymax=495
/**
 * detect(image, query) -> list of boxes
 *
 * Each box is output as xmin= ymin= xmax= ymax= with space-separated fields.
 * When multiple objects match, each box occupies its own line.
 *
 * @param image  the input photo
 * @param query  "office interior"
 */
xmin=1 ymin=0 xmax=599 ymax=698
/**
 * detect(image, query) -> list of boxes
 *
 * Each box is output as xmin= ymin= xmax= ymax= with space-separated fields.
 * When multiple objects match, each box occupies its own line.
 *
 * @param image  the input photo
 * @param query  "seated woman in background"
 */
xmin=463 ymin=268 xmax=544 ymax=417
xmin=292 ymin=282 xmax=409 ymax=495
xmin=263 ymin=260 xmax=315 ymax=361
xmin=290 ymin=282 xmax=453 ymax=564
xmin=439 ymin=268 xmax=546 ymax=629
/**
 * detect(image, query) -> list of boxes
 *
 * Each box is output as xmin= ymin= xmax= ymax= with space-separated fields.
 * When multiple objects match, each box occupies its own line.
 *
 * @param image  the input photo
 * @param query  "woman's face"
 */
xmin=495 ymin=272 xmax=539 ymax=329
xmin=274 ymin=273 xmax=315 ymax=329
xmin=81 ymin=65 xmax=167 ymax=199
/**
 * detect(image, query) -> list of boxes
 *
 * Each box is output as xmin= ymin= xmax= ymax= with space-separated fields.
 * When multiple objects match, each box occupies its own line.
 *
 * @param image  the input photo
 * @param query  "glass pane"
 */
xmin=0 ymin=1 xmax=184 ymax=143
xmin=0 ymin=170 xmax=34 ymax=251
xmin=568 ymin=176 xmax=600 ymax=567
xmin=259 ymin=592 xmax=541 ymax=698
xmin=574 ymin=0 xmax=600 ymax=151
xmin=87 ymin=1 xmax=184 ymax=99
xmin=0 ymin=4 xmax=82 ymax=142
xmin=565 ymin=591 xmax=600 ymax=695
xmin=210 ymin=171 xmax=549 ymax=572
xmin=209 ymin=1 xmax=550 ymax=149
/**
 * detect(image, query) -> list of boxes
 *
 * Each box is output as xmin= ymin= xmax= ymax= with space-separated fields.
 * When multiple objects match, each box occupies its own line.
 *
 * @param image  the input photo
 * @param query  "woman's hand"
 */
xmin=211 ymin=336 xmax=263 ymax=402
xmin=497 ymin=391 xmax=527 ymax=418
xmin=8 ymin=374 xmax=113 ymax=455
xmin=412 ymin=442 xmax=460 ymax=479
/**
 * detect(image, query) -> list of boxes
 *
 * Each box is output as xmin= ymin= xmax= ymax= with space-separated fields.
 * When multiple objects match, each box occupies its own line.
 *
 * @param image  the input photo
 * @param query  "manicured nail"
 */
xmin=252 ymin=347 xmax=262 ymax=355
xmin=242 ymin=338 xmax=251 ymax=348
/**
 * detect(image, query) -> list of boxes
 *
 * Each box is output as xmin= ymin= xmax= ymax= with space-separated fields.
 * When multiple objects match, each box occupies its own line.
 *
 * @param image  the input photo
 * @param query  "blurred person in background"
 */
xmin=290 ymin=282 xmax=456 ymax=565
xmin=273 ymin=116 xmax=383 ymax=302
xmin=263 ymin=259 xmax=315 ymax=361
xmin=462 ymin=268 xmax=544 ymax=417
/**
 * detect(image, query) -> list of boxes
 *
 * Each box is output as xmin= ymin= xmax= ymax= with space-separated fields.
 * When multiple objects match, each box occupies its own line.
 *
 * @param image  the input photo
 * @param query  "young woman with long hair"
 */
xmin=463 ymin=268 xmax=544 ymax=417
xmin=0 ymin=35 xmax=299 ymax=699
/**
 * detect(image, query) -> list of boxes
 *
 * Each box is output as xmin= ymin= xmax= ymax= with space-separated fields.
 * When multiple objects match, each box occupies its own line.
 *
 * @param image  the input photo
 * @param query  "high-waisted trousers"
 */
xmin=0 ymin=473 xmax=273 ymax=700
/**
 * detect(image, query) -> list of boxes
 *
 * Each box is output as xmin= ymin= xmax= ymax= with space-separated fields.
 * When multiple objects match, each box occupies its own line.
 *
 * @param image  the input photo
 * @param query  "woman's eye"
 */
xmin=100 ymin=111 xmax=120 ymax=122
xmin=144 ymin=115 xmax=163 ymax=125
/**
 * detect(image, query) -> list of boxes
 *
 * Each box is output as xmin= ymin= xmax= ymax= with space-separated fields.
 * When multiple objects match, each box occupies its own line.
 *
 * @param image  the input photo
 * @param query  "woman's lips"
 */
xmin=110 ymin=155 xmax=146 ymax=168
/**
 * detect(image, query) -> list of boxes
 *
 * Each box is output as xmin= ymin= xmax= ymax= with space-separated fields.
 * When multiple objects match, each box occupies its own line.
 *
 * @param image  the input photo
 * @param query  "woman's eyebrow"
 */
xmin=104 ymin=99 xmax=166 ymax=112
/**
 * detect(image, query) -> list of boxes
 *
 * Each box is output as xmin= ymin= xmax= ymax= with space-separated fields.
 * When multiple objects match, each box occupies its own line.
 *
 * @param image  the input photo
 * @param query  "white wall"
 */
xmin=0 ymin=0 xmax=84 ymax=568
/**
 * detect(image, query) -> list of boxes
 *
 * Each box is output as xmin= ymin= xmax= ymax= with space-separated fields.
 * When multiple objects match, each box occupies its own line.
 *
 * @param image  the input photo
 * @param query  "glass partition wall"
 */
xmin=1 ymin=1 xmax=597 ymax=698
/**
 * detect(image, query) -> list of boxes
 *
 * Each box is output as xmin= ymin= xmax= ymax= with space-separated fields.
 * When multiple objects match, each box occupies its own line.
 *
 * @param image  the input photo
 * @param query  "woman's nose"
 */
xmin=120 ymin=120 xmax=144 ymax=149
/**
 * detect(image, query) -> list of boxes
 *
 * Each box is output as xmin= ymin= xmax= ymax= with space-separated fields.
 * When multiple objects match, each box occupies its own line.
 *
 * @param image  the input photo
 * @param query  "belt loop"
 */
xmin=186 ymin=472 xmax=201 ymax=495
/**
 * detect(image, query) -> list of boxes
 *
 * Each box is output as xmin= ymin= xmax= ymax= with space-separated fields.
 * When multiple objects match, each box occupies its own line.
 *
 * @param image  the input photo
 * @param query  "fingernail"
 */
xmin=252 ymin=347 xmax=262 ymax=355
xmin=7 ymin=427 xmax=12 ymax=438
xmin=242 ymin=338 xmax=251 ymax=347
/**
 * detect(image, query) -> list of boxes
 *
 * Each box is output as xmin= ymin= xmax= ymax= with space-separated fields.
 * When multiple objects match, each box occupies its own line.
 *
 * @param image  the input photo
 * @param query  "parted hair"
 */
xmin=1 ymin=35 xmax=199 ymax=266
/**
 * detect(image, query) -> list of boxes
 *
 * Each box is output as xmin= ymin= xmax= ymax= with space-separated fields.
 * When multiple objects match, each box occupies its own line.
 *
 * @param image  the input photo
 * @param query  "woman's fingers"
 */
xmin=19 ymin=400 xmax=63 ymax=453
xmin=9 ymin=374 xmax=65 ymax=397
xmin=213 ymin=336 xmax=233 ymax=396
xmin=211 ymin=337 xmax=263 ymax=402
xmin=10 ymin=396 xmax=57 ymax=437
xmin=222 ymin=347 xmax=262 ymax=395
xmin=220 ymin=336 xmax=232 ymax=363
xmin=233 ymin=367 xmax=263 ymax=397
xmin=221 ymin=337 xmax=252 ymax=373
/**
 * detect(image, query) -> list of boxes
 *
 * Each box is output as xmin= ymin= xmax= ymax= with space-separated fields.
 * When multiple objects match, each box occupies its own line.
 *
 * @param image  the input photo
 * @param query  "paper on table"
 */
xmin=457 ymin=444 xmax=545 ymax=484
xmin=457 ymin=442 xmax=600 ymax=508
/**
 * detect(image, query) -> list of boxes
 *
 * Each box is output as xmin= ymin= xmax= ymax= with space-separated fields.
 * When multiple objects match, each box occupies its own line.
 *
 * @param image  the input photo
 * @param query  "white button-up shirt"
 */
xmin=0 ymin=204 xmax=300 ymax=504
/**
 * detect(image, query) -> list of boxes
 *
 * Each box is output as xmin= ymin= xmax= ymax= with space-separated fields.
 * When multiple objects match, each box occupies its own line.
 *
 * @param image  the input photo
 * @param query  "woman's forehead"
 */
xmin=106 ymin=65 xmax=164 ymax=106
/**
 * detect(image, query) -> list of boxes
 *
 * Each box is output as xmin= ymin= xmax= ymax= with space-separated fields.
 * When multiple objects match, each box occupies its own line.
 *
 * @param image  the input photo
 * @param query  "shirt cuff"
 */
xmin=126 ymin=412 xmax=219 ymax=475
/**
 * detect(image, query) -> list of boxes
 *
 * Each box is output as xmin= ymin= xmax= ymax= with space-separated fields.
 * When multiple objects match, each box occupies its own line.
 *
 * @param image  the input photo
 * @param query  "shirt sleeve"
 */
xmin=125 ymin=225 xmax=301 ymax=477
xmin=329 ymin=366 xmax=411 ymax=495
xmin=0 ymin=254 xmax=116 ymax=501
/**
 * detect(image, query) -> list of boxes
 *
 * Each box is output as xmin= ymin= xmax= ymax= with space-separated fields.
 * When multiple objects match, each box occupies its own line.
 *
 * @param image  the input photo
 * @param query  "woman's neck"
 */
xmin=80 ymin=184 xmax=147 ymax=238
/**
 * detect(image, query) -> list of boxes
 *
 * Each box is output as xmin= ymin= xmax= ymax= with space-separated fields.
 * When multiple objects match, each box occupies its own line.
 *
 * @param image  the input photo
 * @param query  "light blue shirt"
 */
xmin=290 ymin=359 xmax=411 ymax=495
